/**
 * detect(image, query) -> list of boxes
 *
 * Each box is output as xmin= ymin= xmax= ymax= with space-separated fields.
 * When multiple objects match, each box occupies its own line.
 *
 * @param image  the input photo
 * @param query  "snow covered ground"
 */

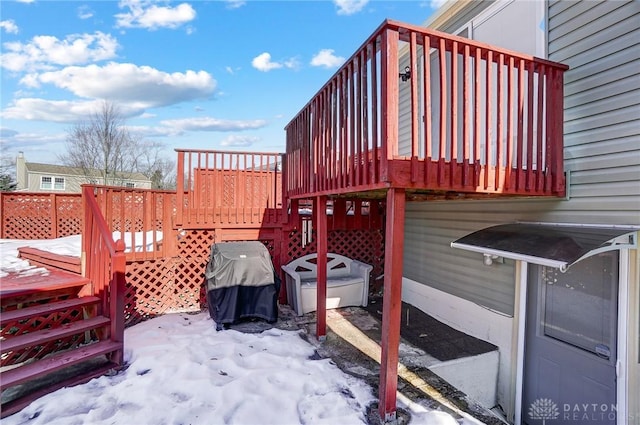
xmin=1 ymin=236 xmax=477 ymax=425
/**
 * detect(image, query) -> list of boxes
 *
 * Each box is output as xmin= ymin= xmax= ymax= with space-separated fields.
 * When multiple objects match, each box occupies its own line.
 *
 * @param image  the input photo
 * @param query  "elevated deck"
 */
xmin=284 ymin=19 xmax=568 ymax=200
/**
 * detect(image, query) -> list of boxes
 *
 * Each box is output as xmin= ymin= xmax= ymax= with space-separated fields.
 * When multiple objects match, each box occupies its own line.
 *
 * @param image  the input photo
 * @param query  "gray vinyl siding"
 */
xmin=549 ymin=0 xmax=640 ymax=222
xmin=402 ymin=0 xmax=640 ymax=314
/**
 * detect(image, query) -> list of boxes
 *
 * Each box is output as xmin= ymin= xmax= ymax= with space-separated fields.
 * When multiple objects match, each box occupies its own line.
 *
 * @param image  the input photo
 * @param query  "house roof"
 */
xmin=26 ymin=162 xmax=150 ymax=182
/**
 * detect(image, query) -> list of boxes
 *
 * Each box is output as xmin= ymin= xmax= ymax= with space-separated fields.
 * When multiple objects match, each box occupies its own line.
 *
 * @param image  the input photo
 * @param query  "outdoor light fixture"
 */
xmin=399 ymin=66 xmax=411 ymax=82
xmin=483 ymin=253 xmax=503 ymax=266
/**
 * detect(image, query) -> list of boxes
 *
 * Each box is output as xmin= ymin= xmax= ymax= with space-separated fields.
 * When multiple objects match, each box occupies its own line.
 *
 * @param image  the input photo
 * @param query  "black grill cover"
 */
xmin=204 ymin=241 xmax=279 ymax=325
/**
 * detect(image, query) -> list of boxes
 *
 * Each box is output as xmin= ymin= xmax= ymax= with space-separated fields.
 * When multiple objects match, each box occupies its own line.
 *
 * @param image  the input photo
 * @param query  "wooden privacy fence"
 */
xmin=176 ymin=149 xmax=285 ymax=229
xmin=285 ymin=19 xmax=568 ymax=198
xmin=0 ymin=192 xmax=82 ymax=239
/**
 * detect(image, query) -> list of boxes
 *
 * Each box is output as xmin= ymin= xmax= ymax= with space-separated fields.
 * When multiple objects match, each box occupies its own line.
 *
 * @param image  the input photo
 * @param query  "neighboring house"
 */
xmin=398 ymin=1 xmax=639 ymax=424
xmin=15 ymin=152 xmax=152 ymax=193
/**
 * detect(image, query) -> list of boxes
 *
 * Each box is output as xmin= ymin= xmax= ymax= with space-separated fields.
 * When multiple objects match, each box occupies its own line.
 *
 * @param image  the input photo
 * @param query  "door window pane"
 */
xmin=541 ymin=252 xmax=618 ymax=357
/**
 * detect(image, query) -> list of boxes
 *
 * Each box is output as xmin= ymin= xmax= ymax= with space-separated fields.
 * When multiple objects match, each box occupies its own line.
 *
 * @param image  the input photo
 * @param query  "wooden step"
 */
xmin=0 ymin=340 xmax=123 ymax=390
xmin=1 ymin=360 xmax=121 ymax=419
xmin=0 ymin=296 xmax=100 ymax=325
xmin=17 ymin=247 xmax=82 ymax=275
xmin=1 ymin=316 xmax=111 ymax=355
xmin=0 ymin=269 xmax=90 ymax=300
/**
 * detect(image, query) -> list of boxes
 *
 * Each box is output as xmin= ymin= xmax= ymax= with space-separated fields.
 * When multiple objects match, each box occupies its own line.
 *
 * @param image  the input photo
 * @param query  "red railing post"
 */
xmin=110 ymin=240 xmax=126 ymax=364
xmin=551 ymin=67 xmax=565 ymax=196
xmin=176 ymin=150 xmax=185 ymax=227
xmin=380 ymin=28 xmax=399 ymax=183
xmin=50 ymin=193 xmax=58 ymax=239
xmin=0 ymin=192 xmax=4 ymax=239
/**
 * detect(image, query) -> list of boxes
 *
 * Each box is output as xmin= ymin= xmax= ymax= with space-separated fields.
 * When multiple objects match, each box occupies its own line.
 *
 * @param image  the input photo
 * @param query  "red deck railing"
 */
xmin=176 ymin=149 xmax=285 ymax=229
xmin=82 ymin=186 xmax=125 ymax=363
xmin=285 ymin=19 xmax=569 ymax=199
xmin=92 ymin=186 xmax=177 ymax=261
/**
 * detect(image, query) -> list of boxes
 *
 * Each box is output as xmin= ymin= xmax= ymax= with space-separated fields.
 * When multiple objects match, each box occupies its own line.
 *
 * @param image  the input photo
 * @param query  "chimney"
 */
xmin=16 ymin=151 xmax=26 ymax=190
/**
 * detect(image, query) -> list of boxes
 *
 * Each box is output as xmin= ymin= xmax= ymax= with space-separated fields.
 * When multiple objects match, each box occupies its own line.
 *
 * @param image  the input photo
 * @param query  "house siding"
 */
xmin=403 ymin=0 xmax=640 ymax=311
xmin=401 ymin=0 xmax=639 ymax=417
xmin=549 ymin=0 xmax=640 ymax=222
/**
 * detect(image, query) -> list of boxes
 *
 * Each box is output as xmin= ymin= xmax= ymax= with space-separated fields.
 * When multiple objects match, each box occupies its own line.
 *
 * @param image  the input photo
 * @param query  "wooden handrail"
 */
xmin=82 ymin=186 xmax=125 ymax=362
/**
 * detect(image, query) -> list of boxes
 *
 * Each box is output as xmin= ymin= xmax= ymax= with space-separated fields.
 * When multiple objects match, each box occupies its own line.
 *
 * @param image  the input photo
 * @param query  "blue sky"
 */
xmin=1 ymin=0 xmax=445 ymax=165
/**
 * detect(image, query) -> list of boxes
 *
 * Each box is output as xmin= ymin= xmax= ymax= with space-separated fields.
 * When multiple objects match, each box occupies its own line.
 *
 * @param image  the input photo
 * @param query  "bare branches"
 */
xmin=59 ymin=101 xmax=175 ymax=189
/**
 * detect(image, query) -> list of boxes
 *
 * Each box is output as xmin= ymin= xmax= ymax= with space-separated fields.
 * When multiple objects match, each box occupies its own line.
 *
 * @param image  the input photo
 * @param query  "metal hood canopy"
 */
xmin=451 ymin=222 xmax=638 ymax=271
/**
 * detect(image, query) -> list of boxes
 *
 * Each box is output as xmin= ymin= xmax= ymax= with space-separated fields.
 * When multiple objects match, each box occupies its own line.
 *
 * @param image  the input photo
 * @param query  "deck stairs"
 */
xmin=0 ymin=253 xmax=123 ymax=418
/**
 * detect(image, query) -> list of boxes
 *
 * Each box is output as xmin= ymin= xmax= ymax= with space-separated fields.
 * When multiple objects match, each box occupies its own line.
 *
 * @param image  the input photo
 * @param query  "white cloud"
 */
xmin=23 ymin=62 xmax=216 ymax=108
xmin=0 ymin=128 xmax=66 ymax=154
xmin=160 ymin=117 xmax=267 ymax=132
xmin=77 ymin=5 xmax=94 ymax=20
xmin=283 ymin=57 xmax=301 ymax=70
xmin=220 ymin=135 xmax=259 ymax=147
xmin=115 ymin=0 xmax=196 ymax=30
xmin=310 ymin=49 xmax=345 ymax=69
xmin=0 ymin=20 xmax=19 ymax=34
xmin=333 ymin=0 xmax=368 ymax=15
xmin=1 ymin=98 xmax=145 ymax=123
xmin=251 ymin=52 xmax=282 ymax=72
xmin=126 ymin=124 xmax=180 ymax=138
xmin=1 ymin=32 xmax=119 ymax=73
xmin=225 ymin=0 xmax=246 ymax=10
xmin=16 ymin=0 xmax=35 ymax=3
xmin=251 ymin=53 xmax=298 ymax=72
xmin=0 ymin=128 xmax=19 ymax=138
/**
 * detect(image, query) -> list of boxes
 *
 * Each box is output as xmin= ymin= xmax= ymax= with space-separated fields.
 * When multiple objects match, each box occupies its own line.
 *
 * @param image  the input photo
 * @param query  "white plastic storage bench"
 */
xmin=281 ymin=253 xmax=373 ymax=316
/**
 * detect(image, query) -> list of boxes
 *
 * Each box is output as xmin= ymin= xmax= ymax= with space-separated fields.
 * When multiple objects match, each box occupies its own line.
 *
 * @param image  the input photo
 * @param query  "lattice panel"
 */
xmin=4 ymin=216 xmax=51 ymax=240
xmin=223 ymin=175 xmax=237 ymax=206
xmin=124 ymin=257 xmax=183 ymax=327
xmin=176 ymin=229 xmax=217 ymax=309
xmin=0 ymin=302 xmax=90 ymax=367
xmin=283 ymin=229 xmax=385 ymax=294
xmin=2 ymin=195 xmax=53 ymax=239
xmin=56 ymin=196 xmax=83 ymax=236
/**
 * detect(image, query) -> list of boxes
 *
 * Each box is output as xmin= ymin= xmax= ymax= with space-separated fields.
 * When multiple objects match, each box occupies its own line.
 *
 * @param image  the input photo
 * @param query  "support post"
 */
xmin=315 ymin=195 xmax=328 ymax=340
xmin=378 ymin=188 xmax=406 ymax=423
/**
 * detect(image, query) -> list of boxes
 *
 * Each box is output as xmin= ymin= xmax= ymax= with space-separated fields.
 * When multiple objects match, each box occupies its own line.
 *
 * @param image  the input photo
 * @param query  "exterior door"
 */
xmin=523 ymin=251 xmax=619 ymax=424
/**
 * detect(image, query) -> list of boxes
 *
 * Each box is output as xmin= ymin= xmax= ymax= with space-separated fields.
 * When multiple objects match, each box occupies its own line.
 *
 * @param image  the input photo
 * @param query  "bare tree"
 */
xmin=0 ymin=144 xmax=16 ymax=191
xmin=60 ymin=101 xmax=175 ymax=189
xmin=136 ymin=140 xmax=176 ymax=189
xmin=60 ymin=101 xmax=138 ymax=186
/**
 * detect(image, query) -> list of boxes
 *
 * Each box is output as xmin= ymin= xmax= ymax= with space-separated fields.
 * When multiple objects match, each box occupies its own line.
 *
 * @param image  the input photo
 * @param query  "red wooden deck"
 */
xmin=284 ymin=19 xmax=568 ymax=201
xmin=0 ymin=268 xmax=89 ymax=299
xmin=283 ymin=19 xmax=568 ymax=423
xmin=1 ymin=19 xmax=571 ymax=424
xmin=17 ymin=247 xmax=82 ymax=274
